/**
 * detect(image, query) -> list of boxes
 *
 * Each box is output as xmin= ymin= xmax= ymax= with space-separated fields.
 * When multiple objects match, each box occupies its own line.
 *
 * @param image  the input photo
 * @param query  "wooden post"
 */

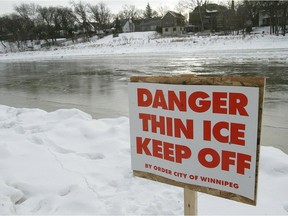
xmin=184 ymin=188 xmax=197 ymax=215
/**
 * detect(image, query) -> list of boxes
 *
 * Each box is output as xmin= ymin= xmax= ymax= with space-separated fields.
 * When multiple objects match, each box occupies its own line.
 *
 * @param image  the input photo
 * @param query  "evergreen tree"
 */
xmin=144 ymin=3 xmax=153 ymax=18
xmin=114 ymin=17 xmax=122 ymax=33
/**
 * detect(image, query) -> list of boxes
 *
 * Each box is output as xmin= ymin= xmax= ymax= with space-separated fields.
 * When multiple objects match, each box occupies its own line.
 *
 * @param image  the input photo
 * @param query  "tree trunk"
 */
xmin=0 ymin=41 xmax=6 ymax=48
xmin=283 ymin=5 xmax=287 ymax=36
xmin=198 ymin=6 xmax=204 ymax=31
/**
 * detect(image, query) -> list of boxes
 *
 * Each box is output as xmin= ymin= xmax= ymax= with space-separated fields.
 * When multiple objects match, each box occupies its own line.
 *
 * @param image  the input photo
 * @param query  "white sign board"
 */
xmin=129 ymin=82 xmax=259 ymax=201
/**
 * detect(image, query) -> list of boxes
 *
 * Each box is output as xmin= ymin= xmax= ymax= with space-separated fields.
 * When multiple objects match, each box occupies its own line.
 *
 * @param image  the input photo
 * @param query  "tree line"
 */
xmin=0 ymin=1 xmax=161 ymax=50
xmin=226 ymin=0 xmax=288 ymax=35
xmin=181 ymin=0 xmax=288 ymax=35
xmin=0 ymin=0 xmax=287 ymax=51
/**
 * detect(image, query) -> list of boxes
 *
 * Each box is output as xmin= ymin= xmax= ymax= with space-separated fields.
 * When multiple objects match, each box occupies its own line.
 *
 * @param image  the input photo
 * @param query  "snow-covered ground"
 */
xmin=0 ymin=105 xmax=288 ymax=215
xmin=1 ymin=28 xmax=288 ymax=214
xmin=1 ymin=29 xmax=288 ymax=61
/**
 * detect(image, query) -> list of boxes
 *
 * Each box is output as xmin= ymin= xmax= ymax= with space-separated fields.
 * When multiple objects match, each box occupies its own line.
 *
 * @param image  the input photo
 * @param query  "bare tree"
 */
xmin=1 ymin=14 xmax=27 ymax=50
xmin=279 ymin=0 xmax=288 ymax=36
xmin=249 ymin=0 xmax=279 ymax=35
xmin=72 ymin=1 xmax=91 ymax=41
xmin=118 ymin=5 xmax=142 ymax=20
xmin=57 ymin=7 xmax=77 ymax=40
xmin=14 ymin=3 xmax=38 ymax=21
xmin=178 ymin=0 xmax=209 ymax=31
xmin=157 ymin=5 xmax=170 ymax=17
xmin=14 ymin=3 xmax=38 ymax=40
xmin=88 ymin=2 xmax=112 ymax=31
xmin=0 ymin=17 xmax=7 ymax=48
xmin=37 ymin=6 xmax=55 ymax=27
xmin=37 ymin=6 xmax=59 ymax=43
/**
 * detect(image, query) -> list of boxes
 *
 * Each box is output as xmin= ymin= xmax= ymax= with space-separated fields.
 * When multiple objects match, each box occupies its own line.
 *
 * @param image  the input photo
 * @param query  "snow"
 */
xmin=1 ymin=29 xmax=288 ymax=214
xmin=1 ymin=31 xmax=288 ymax=61
xmin=0 ymin=105 xmax=288 ymax=215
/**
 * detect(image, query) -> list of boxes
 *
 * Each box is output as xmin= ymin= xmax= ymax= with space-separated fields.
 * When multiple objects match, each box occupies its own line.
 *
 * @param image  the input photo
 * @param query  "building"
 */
xmin=161 ymin=11 xmax=186 ymax=35
xmin=139 ymin=17 xmax=162 ymax=32
xmin=189 ymin=4 xmax=229 ymax=32
xmin=122 ymin=19 xmax=135 ymax=33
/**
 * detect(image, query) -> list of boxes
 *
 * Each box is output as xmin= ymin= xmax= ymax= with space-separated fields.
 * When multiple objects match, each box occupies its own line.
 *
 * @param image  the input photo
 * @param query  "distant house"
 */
xmin=258 ymin=10 xmax=288 ymax=27
xmin=258 ymin=9 xmax=288 ymax=35
xmin=259 ymin=11 xmax=270 ymax=27
xmin=189 ymin=3 xmax=229 ymax=32
xmin=121 ymin=19 xmax=135 ymax=33
xmin=204 ymin=9 xmax=220 ymax=32
xmin=161 ymin=11 xmax=186 ymax=35
xmin=139 ymin=17 xmax=162 ymax=31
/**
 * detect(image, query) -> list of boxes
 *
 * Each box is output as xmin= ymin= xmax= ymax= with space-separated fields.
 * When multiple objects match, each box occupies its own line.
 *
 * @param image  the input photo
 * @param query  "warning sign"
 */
xmin=128 ymin=76 xmax=265 ymax=205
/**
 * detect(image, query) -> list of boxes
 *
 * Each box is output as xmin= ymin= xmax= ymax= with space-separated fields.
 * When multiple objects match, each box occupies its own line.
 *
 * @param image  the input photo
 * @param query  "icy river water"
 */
xmin=0 ymin=51 xmax=288 ymax=153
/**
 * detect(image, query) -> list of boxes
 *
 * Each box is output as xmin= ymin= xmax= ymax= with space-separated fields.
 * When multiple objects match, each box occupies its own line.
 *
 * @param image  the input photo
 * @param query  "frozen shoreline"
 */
xmin=1 ymin=32 xmax=288 ymax=214
xmin=1 ymin=32 xmax=288 ymax=61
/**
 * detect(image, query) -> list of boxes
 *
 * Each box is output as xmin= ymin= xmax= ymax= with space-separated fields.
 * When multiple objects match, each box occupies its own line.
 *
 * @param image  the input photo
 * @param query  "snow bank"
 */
xmin=0 ymin=105 xmax=288 ymax=214
xmin=1 ymin=31 xmax=288 ymax=61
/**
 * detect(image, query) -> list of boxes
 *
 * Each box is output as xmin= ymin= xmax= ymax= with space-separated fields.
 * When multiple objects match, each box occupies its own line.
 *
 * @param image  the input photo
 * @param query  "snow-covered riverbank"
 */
xmin=1 ymin=30 xmax=288 ymax=214
xmin=0 ymin=105 xmax=288 ymax=215
xmin=1 ymin=31 xmax=288 ymax=61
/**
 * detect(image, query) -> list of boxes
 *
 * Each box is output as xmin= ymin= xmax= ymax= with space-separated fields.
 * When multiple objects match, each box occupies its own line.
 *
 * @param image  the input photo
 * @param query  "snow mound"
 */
xmin=0 ymin=105 xmax=288 ymax=214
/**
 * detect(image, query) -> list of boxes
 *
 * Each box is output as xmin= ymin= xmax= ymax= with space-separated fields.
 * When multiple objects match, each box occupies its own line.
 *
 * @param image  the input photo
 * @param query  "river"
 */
xmin=0 ymin=51 xmax=287 ymax=153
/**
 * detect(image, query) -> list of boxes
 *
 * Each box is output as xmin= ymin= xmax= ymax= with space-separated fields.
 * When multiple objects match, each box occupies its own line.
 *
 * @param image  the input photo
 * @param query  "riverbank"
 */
xmin=1 ymin=30 xmax=288 ymax=214
xmin=1 ymin=31 xmax=288 ymax=61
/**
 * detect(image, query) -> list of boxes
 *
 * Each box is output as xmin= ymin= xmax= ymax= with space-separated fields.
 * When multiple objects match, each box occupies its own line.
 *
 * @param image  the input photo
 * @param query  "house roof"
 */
xmin=167 ymin=11 xmax=185 ymax=19
xmin=140 ymin=17 xmax=162 ymax=26
xmin=206 ymin=9 xmax=218 ymax=13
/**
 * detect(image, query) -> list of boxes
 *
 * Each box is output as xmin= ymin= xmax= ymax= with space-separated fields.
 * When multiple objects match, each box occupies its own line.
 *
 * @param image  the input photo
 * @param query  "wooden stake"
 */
xmin=184 ymin=188 xmax=197 ymax=215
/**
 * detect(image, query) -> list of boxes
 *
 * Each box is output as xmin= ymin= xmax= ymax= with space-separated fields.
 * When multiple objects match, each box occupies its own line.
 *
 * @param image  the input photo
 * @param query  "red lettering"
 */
xmin=136 ymin=137 xmax=191 ymax=163
xmin=138 ymin=113 xmax=193 ymax=139
xmin=136 ymin=137 xmax=152 ymax=155
xmin=198 ymin=148 xmax=220 ymax=168
xmin=168 ymin=90 xmax=187 ymax=111
xmin=237 ymin=153 xmax=251 ymax=175
xmin=137 ymin=88 xmax=152 ymax=107
xmin=203 ymin=121 xmax=246 ymax=146
xmin=229 ymin=93 xmax=249 ymax=116
xmin=166 ymin=117 xmax=173 ymax=137
xmin=139 ymin=113 xmax=151 ymax=132
xmin=152 ymin=90 xmax=168 ymax=109
xmin=198 ymin=149 xmax=252 ymax=175
xmin=213 ymin=122 xmax=229 ymax=143
xmin=153 ymin=139 xmax=163 ymax=159
xmin=174 ymin=118 xmax=193 ymax=139
xmin=213 ymin=92 xmax=227 ymax=114
xmin=203 ymin=120 xmax=211 ymax=141
xmin=188 ymin=91 xmax=211 ymax=113
xmin=175 ymin=145 xmax=192 ymax=163
xmin=163 ymin=142 xmax=174 ymax=162
xmin=222 ymin=151 xmax=236 ymax=172
xmin=230 ymin=123 xmax=245 ymax=146
xmin=137 ymin=88 xmax=249 ymax=117
xmin=151 ymin=115 xmax=165 ymax=135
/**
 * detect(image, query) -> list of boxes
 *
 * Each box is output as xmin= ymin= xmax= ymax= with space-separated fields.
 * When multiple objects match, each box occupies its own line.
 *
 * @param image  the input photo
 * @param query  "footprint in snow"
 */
xmin=58 ymin=185 xmax=79 ymax=197
xmin=78 ymin=153 xmax=105 ymax=160
xmin=28 ymin=135 xmax=44 ymax=145
xmin=284 ymin=204 xmax=288 ymax=213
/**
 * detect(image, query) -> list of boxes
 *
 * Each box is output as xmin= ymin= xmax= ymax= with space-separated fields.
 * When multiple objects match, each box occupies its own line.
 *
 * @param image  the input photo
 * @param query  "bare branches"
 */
xmin=88 ymin=2 xmax=112 ymax=30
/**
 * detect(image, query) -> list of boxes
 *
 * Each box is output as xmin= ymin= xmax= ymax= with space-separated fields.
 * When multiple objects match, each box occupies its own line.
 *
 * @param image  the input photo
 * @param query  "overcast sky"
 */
xmin=0 ymin=0 xmax=228 ymax=16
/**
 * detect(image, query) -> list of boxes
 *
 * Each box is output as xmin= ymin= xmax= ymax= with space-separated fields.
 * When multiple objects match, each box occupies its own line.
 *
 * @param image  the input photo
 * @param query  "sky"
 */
xmin=0 ymin=0 xmax=227 ymax=16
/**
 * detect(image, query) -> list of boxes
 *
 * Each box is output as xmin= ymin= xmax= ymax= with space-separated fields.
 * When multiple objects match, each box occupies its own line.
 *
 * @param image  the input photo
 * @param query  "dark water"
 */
xmin=0 ymin=51 xmax=287 ymax=153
